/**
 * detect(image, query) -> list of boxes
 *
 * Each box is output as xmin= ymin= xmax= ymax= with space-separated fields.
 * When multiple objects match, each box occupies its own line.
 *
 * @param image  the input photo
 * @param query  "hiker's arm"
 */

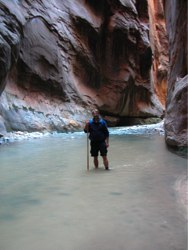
xmin=105 ymin=137 xmax=109 ymax=147
xmin=103 ymin=123 xmax=109 ymax=147
xmin=84 ymin=121 xmax=89 ymax=133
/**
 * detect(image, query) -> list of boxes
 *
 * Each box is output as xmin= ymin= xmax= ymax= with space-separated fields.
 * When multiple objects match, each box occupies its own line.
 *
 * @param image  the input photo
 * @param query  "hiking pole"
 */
xmin=87 ymin=125 xmax=89 ymax=171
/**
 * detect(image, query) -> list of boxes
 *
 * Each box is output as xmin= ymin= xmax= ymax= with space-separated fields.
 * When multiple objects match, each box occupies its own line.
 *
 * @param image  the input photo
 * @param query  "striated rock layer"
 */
xmin=148 ymin=0 xmax=168 ymax=107
xmin=0 ymin=0 xmax=167 ymax=133
xmin=163 ymin=0 xmax=188 ymax=147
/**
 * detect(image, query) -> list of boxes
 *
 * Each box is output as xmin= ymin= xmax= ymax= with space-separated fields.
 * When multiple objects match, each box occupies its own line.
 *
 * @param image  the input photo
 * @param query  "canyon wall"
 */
xmin=163 ymin=0 xmax=187 ymax=147
xmin=148 ymin=0 xmax=168 ymax=107
xmin=0 ymin=0 xmax=167 ymax=134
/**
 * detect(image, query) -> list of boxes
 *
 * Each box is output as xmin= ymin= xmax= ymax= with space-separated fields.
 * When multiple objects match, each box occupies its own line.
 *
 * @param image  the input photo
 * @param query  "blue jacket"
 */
xmin=86 ymin=118 xmax=109 ymax=142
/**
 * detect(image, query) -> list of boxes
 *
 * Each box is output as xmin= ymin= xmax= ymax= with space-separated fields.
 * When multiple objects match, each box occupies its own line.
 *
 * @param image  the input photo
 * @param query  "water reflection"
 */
xmin=0 ymin=130 xmax=187 ymax=250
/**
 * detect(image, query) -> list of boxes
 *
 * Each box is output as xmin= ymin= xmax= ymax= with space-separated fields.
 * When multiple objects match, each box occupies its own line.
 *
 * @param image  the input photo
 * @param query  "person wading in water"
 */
xmin=84 ymin=109 xmax=109 ymax=170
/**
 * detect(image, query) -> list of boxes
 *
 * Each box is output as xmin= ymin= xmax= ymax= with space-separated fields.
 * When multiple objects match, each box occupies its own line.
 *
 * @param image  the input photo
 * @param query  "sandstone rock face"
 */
xmin=163 ymin=0 xmax=188 ymax=147
xmin=0 ymin=0 xmax=166 ymax=133
xmin=148 ymin=0 xmax=168 ymax=106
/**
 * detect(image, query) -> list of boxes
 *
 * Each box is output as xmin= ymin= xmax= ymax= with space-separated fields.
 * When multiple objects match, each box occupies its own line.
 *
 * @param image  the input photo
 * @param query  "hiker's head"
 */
xmin=92 ymin=109 xmax=100 ymax=122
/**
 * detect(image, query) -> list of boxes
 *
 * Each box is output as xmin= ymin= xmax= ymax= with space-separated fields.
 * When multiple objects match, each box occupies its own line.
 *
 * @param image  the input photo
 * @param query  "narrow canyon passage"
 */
xmin=0 ymin=131 xmax=187 ymax=250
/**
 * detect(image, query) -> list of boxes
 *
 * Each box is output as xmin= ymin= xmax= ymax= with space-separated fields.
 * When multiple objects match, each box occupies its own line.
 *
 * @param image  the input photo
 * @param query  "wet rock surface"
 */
xmin=0 ymin=0 xmax=166 ymax=134
xmin=163 ymin=0 xmax=188 ymax=147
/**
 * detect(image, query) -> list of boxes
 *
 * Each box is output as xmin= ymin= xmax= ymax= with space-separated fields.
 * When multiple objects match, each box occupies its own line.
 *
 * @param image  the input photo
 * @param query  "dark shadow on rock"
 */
xmin=166 ymin=144 xmax=188 ymax=159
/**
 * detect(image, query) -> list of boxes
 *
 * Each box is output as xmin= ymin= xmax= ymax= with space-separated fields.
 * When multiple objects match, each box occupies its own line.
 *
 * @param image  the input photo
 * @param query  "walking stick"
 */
xmin=87 ymin=125 xmax=89 ymax=171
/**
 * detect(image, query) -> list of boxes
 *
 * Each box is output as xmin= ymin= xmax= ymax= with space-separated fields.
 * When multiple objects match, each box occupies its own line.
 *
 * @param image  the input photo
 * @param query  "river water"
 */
xmin=0 ymin=129 xmax=187 ymax=250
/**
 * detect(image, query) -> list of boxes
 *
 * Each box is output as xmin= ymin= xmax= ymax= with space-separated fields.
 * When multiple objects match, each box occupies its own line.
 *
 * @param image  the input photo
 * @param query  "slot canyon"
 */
xmin=0 ymin=0 xmax=187 ymax=149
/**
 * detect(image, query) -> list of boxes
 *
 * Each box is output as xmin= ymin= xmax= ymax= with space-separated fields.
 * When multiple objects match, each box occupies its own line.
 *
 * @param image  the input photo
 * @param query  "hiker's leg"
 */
xmin=94 ymin=156 xmax=99 ymax=168
xmin=91 ymin=142 xmax=99 ymax=168
xmin=100 ymin=142 xmax=108 ymax=169
xmin=102 ymin=156 xmax=109 ymax=169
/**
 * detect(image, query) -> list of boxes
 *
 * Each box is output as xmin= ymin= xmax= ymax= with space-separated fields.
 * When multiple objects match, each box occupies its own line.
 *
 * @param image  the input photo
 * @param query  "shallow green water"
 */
xmin=0 ymin=132 xmax=187 ymax=250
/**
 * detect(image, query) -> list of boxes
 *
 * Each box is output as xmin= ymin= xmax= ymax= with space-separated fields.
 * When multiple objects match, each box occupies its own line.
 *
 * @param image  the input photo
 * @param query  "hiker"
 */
xmin=84 ymin=109 xmax=109 ymax=170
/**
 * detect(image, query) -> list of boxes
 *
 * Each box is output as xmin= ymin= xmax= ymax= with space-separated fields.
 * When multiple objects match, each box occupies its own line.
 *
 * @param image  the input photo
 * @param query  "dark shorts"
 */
xmin=90 ymin=141 xmax=107 ymax=157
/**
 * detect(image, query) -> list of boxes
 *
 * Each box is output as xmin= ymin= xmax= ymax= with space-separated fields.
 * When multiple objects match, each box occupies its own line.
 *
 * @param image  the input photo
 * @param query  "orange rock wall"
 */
xmin=148 ymin=0 xmax=168 ymax=106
